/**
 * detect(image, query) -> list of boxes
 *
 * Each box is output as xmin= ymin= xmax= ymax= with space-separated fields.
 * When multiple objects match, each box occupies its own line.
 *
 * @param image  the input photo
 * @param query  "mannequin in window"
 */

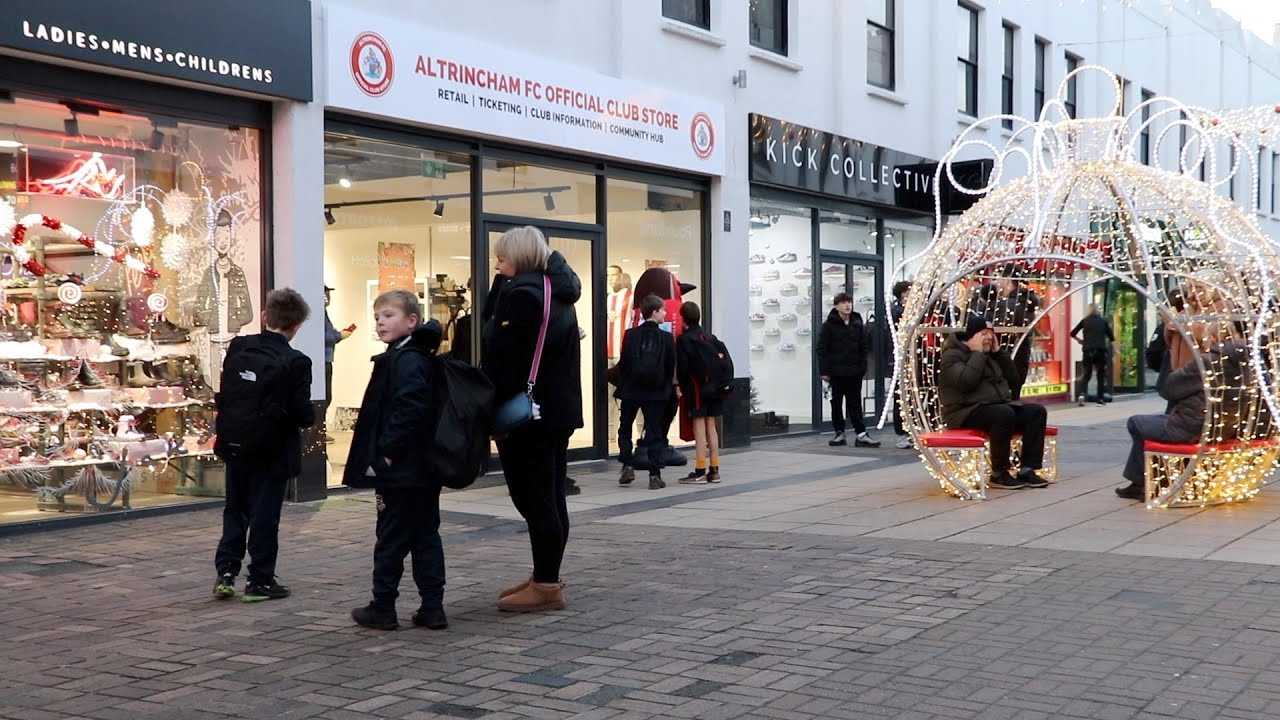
xmin=606 ymin=265 xmax=631 ymax=362
xmin=193 ymin=209 xmax=254 ymax=341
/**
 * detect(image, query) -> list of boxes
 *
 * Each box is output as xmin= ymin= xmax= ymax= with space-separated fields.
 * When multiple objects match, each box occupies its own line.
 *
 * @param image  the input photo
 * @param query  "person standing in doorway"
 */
xmin=992 ymin=265 xmax=1040 ymax=398
xmin=817 ymin=292 xmax=880 ymax=448
xmin=323 ymin=286 xmax=355 ymax=443
xmin=1072 ymin=304 xmax=1115 ymax=405
xmin=890 ymin=280 xmax=914 ymax=449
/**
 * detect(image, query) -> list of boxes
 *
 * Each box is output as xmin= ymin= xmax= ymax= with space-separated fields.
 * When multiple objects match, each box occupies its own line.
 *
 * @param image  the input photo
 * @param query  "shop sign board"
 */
xmin=326 ymin=6 xmax=725 ymax=176
xmin=748 ymin=114 xmax=991 ymax=214
xmin=0 ymin=0 xmax=313 ymax=101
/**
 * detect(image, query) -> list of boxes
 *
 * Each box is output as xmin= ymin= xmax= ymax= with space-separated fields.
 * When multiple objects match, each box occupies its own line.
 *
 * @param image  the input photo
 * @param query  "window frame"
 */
xmin=1033 ymin=37 xmax=1048 ymax=118
xmin=1001 ymin=23 xmax=1016 ymax=128
xmin=750 ymin=0 xmax=788 ymax=56
xmin=1139 ymin=88 xmax=1153 ymax=165
xmin=958 ymin=3 xmax=979 ymax=117
xmin=661 ymin=0 xmax=712 ymax=30
xmin=1064 ymin=52 xmax=1081 ymax=119
xmin=1271 ymin=151 xmax=1278 ymax=214
xmin=867 ymin=0 xmax=895 ymax=90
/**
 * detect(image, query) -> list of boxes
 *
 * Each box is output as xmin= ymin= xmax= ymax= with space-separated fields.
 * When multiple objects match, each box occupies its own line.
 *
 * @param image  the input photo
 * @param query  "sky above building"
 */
xmin=1211 ymin=0 xmax=1280 ymax=45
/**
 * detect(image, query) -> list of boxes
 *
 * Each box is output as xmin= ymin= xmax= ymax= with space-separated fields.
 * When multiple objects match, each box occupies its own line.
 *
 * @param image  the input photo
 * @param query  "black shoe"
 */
xmin=213 ymin=572 xmax=235 ymax=599
xmin=411 ymin=606 xmax=448 ymax=630
xmin=648 ymin=474 xmax=665 ymax=490
xmin=1115 ymin=483 xmax=1144 ymax=500
xmin=242 ymin=580 xmax=290 ymax=603
xmin=351 ymin=603 xmax=398 ymax=630
xmin=565 ymin=479 xmax=582 ymax=496
xmin=1016 ymin=470 xmax=1050 ymax=488
xmin=988 ymin=472 xmax=1026 ymax=490
xmin=618 ymin=465 xmax=635 ymax=485
xmin=829 ymin=432 xmax=847 ymax=446
xmin=854 ymin=433 xmax=881 ymax=448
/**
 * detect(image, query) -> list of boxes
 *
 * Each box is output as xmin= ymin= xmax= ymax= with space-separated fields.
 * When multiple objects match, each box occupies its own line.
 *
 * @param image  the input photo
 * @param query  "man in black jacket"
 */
xmin=817 ymin=293 xmax=880 ymax=447
xmin=1071 ymin=304 xmax=1114 ymax=405
xmin=212 ymin=288 xmax=315 ymax=603
xmin=344 ymin=290 xmax=448 ymax=631
xmin=991 ymin=265 xmax=1041 ymax=398
xmin=938 ymin=315 xmax=1050 ymax=490
xmin=615 ymin=295 xmax=678 ymax=489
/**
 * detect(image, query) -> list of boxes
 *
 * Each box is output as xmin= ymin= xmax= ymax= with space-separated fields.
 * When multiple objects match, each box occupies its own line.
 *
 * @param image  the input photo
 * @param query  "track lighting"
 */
xmin=63 ymin=114 xmax=78 ymax=137
xmin=543 ymin=193 xmax=556 ymax=211
xmin=324 ymin=208 xmax=335 ymax=226
xmin=433 ymin=200 xmax=445 ymax=217
xmin=149 ymin=128 xmax=165 ymax=150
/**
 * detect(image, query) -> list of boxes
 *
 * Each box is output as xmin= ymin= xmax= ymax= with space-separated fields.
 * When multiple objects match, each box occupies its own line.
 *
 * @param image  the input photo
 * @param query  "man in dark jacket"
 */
xmin=344 ymin=290 xmax=447 ymax=631
xmin=615 ymin=294 xmax=678 ymax=489
xmin=1071 ymin=304 xmax=1114 ymax=405
xmin=1116 ymin=326 xmax=1249 ymax=500
xmin=817 ymin=292 xmax=880 ymax=447
xmin=212 ymin=288 xmax=315 ymax=603
xmin=991 ymin=265 xmax=1041 ymax=399
xmin=938 ymin=315 xmax=1050 ymax=490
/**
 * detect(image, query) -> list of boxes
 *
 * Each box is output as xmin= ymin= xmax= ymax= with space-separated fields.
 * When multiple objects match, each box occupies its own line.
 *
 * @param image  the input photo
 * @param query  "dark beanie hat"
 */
xmin=961 ymin=314 xmax=991 ymax=341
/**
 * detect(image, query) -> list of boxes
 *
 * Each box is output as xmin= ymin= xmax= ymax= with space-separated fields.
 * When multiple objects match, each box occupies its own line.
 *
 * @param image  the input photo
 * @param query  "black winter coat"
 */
xmin=615 ymin=320 xmax=677 ymax=402
xmin=1161 ymin=338 xmax=1250 ymax=442
xmin=219 ymin=331 xmax=315 ymax=479
xmin=937 ymin=334 xmax=1021 ymax=428
xmin=481 ymin=251 xmax=584 ymax=433
xmin=342 ymin=321 xmax=443 ymax=490
xmin=816 ymin=308 xmax=870 ymax=377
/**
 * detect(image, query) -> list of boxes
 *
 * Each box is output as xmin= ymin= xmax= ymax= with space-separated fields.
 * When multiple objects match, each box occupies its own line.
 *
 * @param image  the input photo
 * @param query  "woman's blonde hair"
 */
xmin=495 ymin=225 xmax=550 ymax=274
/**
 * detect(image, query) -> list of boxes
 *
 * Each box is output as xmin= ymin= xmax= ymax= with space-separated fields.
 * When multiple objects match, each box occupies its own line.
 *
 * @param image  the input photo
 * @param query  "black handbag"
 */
xmin=491 ymin=274 xmax=551 ymax=437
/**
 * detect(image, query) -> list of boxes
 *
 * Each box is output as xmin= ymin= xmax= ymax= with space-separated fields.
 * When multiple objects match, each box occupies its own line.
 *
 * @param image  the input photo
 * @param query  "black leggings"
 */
xmin=496 ymin=423 xmax=571 ymax=584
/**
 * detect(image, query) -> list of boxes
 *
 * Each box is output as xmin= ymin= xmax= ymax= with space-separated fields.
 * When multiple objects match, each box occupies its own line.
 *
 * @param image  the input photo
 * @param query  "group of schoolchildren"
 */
xmin=207 ymin=269 xmax=732 ymax=630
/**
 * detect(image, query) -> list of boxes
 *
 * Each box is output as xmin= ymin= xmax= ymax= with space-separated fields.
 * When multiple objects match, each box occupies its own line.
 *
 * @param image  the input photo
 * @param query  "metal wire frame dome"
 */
xmin=890 ymin=67 xmax=1280 ymax=507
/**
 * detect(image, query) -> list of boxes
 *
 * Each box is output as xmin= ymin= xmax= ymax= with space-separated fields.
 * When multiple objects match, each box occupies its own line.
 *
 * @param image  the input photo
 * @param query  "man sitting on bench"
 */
xmin=938 ymin=314 xmax=1050 ymax=490
xmin=1116 ymin=321 xmax=1248 ymax=500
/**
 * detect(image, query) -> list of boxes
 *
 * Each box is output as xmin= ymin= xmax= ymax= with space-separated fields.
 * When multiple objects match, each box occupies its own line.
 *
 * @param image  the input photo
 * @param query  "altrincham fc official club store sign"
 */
xmin=0 ymin=0 xmax=313 ymax=101
xmin=326 ymin=6 xmax=725 ymax=176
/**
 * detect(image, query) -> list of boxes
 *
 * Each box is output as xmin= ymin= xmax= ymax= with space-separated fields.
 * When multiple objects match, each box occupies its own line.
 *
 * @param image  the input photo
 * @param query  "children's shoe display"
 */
xmin=750 ymin=343 xmax=765 ymax=352
xmin=823 ymin=264 xmax=844 ymax=275
xmin=762 ymin=269 xmax=781 ymax=281
xmin=778 ymin=342 xmax=796 ymax=351
xmin=749 ymin=284 xmax=763 ymax=295
xmin=749 ymin=254 xmax=766 ymax=264
xmin=795 ymin=327 xmax=812 ymax=336
xmin=777 ymin=312 xmax=798 ymax=322
xmin=776 ymin=252 xmax=798 ymax=262
xmin=795 ymin=296 xmax=811 ymax=308
xmin=763 ymin=327 xmax=781 ymax=337
xmin=856 ymin=296 xmax=875 ymax=306
xmin=749 ymin=313 xmax=766 ymax=322
xmin=779 ymin=283 xmax=798 ymax=295
xmin=762 ymin=298 xmax=780 ymax=308
xmin=794 ymin=267 xmax=813 ymax=278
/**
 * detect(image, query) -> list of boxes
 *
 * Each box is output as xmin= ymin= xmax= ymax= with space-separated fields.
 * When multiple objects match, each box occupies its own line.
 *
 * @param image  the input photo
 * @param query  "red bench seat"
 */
xmin=920 ymin=426 xmax=1059 ymax=449
xmin=1144 ymin=438 xmax=1278 ymax=455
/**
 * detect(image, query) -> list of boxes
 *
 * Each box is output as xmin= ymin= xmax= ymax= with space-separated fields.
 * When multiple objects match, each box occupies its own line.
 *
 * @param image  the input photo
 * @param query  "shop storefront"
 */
xmin=0 ymin=2 xmax=313 ymax=526
xmin=746 ymin=115 xmax=991 ymax=436
xmin=320 ymin=7 xmax=723 ymax=480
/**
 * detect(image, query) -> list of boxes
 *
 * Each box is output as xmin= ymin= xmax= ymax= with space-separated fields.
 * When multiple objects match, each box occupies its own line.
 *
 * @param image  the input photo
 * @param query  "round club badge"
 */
xmin=146 ymin=293 xmax=169 ymax=314
xmin=351 ymin=32 xmax=394 ymax=97
xmin=57 ymin=282 xmax=82 ymax=305
xmin=690 ymin=112 xmax=716 ymax=160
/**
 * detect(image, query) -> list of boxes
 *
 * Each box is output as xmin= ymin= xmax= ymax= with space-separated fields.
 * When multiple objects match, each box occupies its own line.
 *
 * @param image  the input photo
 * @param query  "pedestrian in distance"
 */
xmin=1071 ymin=304 xmax=1115 ymax=405
xmin=817 ymin=292 xmax=880 ymax=447
xmin=482 ymin=226 xmax=583 ymax=613
xmin=212 ymin=288 xmax=315 ymax=603
xmin=344 ymin=289 xmax=449 ymax=631
xmin=614 ymin=294 xmax=679 ymax=489
xmin=889 ymin=280 xmax=914 ymax=449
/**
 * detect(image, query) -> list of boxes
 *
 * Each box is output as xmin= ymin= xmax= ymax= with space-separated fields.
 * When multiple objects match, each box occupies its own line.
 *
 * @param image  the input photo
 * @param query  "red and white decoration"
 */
xmin=5 ymin=213 xmax=161 ymax=279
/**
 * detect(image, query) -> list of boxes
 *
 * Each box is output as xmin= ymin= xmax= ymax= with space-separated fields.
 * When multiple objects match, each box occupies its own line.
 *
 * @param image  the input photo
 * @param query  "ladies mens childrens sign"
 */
xmin=327 ymin=6 xmax=725 ymax=176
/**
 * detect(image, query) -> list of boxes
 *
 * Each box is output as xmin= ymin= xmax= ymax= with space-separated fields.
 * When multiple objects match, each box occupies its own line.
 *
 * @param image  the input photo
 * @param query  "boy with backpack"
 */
xmin=676 ymin=301 xmax=731 ymax=484
xmin=213 ymin=288 xmax=315 ymax=603
xmin=615 ymin=294 xmax=677 ymax=490
xmin=343 ymin=289 xmax=450 ymax=631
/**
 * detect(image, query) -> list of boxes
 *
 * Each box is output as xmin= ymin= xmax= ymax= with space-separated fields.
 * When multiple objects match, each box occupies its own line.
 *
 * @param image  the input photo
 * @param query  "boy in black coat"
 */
xmin=615 ymin=294 xmax=678 ymax=489
xmin=213 ymin=288 xmax=315 ymax=603
xmin=816 ymin=292 xmax=880 ymax=448
xmin=343 ymin=289 xmax=447 ymax=631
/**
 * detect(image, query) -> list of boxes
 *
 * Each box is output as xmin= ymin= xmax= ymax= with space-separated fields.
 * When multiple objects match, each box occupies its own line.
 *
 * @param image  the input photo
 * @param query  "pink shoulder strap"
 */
xmin=527 ymin=274 xmax=551 ymax=393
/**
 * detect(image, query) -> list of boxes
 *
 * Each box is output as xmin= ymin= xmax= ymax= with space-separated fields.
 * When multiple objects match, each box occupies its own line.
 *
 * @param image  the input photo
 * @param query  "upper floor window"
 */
xmin=958 ymin=3 xmax=979 ymax=116
xmin=663 ymin=0 xmax=711 ymax=30
xmin=750 ymin=0 xmax=787 ymax=55
xmin=1139 ymin=88 xmax=1154 ymax=165
xmin=1064 ymin=52 xmax=1081 ymax=119
xmin=868 ymin=0 xmax=895 ymax=89
xmin=1033 ymin=38 xmax=1048 ymax=118
xmin=1001 ymin=23 xmax=1016 ymax=128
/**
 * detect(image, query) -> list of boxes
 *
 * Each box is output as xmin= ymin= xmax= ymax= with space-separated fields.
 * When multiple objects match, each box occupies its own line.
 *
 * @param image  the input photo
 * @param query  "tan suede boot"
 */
xmin=498 ymin=575 xmax=533 ymax=600
xmin=497 ymin=581 xmax=566 ymax=613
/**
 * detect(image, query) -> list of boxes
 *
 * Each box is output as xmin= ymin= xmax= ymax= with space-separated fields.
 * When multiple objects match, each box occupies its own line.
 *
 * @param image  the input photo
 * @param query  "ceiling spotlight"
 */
xmin=338 ymin=177 xmax=352 ymax=189
xmin=543 ymin=193 xmax=556 ymax=211
xmin=433 ymin=200 xmax=445 ymax=217
xmin=63 ymin=115 xmax=79 ymax=137
xmin=324 ymin=207 xmax=336 ymax=226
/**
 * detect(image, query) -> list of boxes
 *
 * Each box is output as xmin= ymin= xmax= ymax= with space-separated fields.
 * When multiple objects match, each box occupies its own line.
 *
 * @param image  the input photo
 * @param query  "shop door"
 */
xmin=483 ymin=221 xmax=603 ymax=461
xmin=813 ymin=255 xmax=885 ymax=436
xmin=1102 ymin=281 xmax=1145 ymax=393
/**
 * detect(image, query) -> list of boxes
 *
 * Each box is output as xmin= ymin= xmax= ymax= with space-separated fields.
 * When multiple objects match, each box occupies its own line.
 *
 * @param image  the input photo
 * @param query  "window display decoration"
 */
xmin=891 ymin=65 xmax=1280 ymax=507
xmin=7 ymin=213 xmax=162 ymax=278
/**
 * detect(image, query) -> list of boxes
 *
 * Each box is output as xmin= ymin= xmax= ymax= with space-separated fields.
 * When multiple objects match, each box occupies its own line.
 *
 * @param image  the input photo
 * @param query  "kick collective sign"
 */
xmin=327 ymin=6 xmax=725 ymax=175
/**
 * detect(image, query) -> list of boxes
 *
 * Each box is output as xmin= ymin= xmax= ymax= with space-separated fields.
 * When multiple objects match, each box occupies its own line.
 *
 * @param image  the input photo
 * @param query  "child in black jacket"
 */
xmin=615 ymin=294 xmax=677 ymax=490
xmin=343 ymin=289 xmax=447 ymax=631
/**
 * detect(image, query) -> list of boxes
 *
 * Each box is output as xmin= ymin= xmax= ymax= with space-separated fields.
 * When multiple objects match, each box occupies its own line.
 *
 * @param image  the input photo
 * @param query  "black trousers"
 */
xmin=829 ymin=375 xmax=867 ymax=435
xmin=370 ymin=486 xmax=445 ymax=610
xmin=959 ymin=402 xmax=1047 ymax=474
xmin=496 ymin=422 xmax=571 ymax=584
xmin=214 ymin=461 xmax=287 ymax=585
xmin=1081 ymin=348 xmax=1110 ymax=399
xmin=639 ymin=400 xmax=670 ymax=475
xmin=617 ymin=399 xmax=639 ymax=466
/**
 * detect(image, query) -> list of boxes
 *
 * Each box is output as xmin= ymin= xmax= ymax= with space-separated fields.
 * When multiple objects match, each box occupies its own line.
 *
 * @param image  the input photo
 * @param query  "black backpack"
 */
xmin=623 ymin=327 xmax=666 ymax=389
xmin=1145 ymin=323 xmax=1167 ymax=372
xmin=685 ymin=330 xmax=735 ymax=399
xmin=423 ymin=354 xmax=495 ymax=490
xmin=214 ymin=341 xmax=289 ymax=461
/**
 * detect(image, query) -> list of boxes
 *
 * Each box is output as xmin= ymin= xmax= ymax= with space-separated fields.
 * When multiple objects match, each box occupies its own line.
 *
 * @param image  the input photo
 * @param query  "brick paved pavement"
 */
xmin=3 ymin=399 xmax=1280 ymax=719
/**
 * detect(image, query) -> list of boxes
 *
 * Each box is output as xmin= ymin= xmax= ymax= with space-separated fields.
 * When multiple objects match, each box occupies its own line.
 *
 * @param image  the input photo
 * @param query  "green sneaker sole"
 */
xmin=213 ymin=586 xmax=235 ymax=598
xmin=241 ymin=594 xmax=272 ymax=603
